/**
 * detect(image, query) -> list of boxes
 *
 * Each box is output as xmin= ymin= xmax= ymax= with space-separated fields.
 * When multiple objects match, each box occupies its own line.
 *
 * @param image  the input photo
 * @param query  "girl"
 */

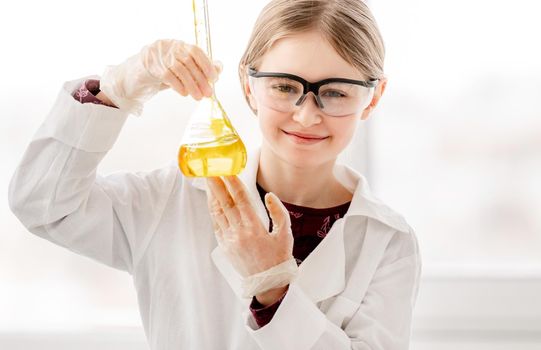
xmin=9 ymin=0 xmax=421 ymax=349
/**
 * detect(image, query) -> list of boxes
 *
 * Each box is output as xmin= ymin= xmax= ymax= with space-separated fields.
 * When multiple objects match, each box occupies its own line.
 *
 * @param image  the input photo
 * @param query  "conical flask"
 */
xmin=178 ymin=0 xmax=247 ymax=177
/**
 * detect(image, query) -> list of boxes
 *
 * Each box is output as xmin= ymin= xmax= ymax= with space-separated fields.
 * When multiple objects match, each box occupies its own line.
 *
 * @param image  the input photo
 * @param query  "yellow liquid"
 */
xmin=178 ymin=134 xmax=247 ymax=177
xmin=182 ymin=2 xmax=246 ymax=177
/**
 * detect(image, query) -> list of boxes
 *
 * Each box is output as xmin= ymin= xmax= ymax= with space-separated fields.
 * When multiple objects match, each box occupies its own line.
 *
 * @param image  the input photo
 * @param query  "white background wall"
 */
xmin=1 ymin=0 xmax=540 ymax=348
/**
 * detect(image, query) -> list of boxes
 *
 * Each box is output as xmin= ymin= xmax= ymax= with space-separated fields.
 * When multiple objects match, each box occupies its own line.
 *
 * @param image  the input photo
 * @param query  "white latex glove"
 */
xmin=100 ymin=39 xmax=222 ymax=115
xmin=240 ymin=258 xmax=298 ymax=298
xmin=206 ymin=176 xmax=297 ymax=293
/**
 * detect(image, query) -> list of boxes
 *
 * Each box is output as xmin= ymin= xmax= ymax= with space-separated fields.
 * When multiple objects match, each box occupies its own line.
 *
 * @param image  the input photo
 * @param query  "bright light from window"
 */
xmin=370 ymin=0 xmax=541 ymax=266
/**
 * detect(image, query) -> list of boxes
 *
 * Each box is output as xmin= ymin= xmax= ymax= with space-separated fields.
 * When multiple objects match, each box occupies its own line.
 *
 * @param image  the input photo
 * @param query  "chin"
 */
xmin=279 ymin=144 xmax=336 ymax=169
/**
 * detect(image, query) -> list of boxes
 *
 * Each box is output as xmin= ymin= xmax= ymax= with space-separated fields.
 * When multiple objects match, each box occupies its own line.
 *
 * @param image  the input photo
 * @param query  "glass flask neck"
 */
xmin=193 ymin=0 xmax=213 ymax=59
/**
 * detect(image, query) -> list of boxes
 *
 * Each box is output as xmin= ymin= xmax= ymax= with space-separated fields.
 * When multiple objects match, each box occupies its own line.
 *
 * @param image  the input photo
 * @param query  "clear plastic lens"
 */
xmin=265 ymin=78 xmax=303 ymax=99
xmin=250 ymin=76 xmax=374 ymax=117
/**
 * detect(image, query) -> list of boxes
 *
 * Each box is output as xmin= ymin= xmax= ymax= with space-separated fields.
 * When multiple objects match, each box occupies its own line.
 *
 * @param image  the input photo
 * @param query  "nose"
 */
xmin=292 ymin=93 xmax=323 ymax=128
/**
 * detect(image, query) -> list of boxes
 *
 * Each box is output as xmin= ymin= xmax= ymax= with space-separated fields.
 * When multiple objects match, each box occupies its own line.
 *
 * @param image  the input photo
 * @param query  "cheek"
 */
xmin=329 ymin=118 xmax=359 ymax=147
xmin=257 ymin=106 xmax=290 ymax=136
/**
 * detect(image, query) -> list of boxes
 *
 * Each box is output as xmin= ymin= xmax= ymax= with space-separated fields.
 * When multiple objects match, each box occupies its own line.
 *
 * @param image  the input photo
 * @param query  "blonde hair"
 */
xmin=238 ymin=0 xmax=385 ymax=109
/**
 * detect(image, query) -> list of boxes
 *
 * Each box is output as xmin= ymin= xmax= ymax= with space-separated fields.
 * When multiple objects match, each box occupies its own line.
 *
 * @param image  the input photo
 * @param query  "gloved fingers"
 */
xmin=212 ymin=209 xmax=229 ymax=239
xmin=222 ymin=176 xmax=260 ymax=224
xmin=206 ymin=185 xmax=231 ymax=232
xmin=265 ymin=192 xmax=292 ymax=237
xmin=169 ymin=59 xmax=204 ymax=100
xmin=209 ymin=206 xmax=224 ymax=243
xmin=176 ymin=53 xmax=213 ymax=97
xmin=162 ymin=69 xmax=187 ymax=96
xmin=186 ymin=44 xmax=220 ymax=83
xmin=206 ymin=177 xmax=243 ymax=232
xmin=183 ymin=56 xmax=212 ymax=97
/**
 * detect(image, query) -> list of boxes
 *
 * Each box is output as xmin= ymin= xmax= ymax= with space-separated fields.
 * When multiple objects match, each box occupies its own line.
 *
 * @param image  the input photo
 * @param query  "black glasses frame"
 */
xmin=248 ymin=68 xmax=378 ymax=109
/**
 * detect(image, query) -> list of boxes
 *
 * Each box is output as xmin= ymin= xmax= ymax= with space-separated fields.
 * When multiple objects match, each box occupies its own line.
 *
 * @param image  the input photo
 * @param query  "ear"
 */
xmin=360 ymin=77 xmax=387 ymax=121
xmin=244 ymin=78 xmax=258 ymax=113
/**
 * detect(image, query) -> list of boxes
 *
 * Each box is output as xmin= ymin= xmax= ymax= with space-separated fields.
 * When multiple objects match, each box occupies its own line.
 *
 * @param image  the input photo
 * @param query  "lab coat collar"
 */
xmin=189 ymin=146 xmax=409 ymax=303
xmin=333 ymin=163 xmax=410 ymax=234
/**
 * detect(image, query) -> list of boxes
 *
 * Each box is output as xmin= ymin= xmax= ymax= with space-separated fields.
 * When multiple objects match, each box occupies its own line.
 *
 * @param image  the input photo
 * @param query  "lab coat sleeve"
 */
xmin=244 ymin=242 xmax=422 ymax=349
xmin=8 ymin=77 xmax=177 ymax=274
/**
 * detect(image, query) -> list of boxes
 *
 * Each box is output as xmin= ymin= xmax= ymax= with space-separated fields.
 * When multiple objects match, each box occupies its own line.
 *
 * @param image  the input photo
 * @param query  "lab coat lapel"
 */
xmin=294 ymin=218 xmax=346 ymax=303
xmin=283 ymin=165 xmax=411 ymax=304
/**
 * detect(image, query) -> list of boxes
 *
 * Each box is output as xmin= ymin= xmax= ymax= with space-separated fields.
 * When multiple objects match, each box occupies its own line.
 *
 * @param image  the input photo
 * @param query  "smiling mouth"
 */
xmin=283 ymin=130 xmax=329 ymax=140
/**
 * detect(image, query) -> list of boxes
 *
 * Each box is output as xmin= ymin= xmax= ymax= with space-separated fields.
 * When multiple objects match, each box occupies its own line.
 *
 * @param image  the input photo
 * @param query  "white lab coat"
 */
xmin=9 ymin=77 xmax=422 ymax=350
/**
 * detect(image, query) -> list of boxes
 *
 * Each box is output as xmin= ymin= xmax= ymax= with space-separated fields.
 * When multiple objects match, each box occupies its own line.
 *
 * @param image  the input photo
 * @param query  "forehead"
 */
xmin=257 ymin=30 xmax=364 ymax=81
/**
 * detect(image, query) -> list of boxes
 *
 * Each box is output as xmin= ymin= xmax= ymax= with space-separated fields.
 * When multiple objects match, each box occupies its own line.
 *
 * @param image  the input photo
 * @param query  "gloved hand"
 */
xmin=206 ymin=176 xmax=298 ymax=297
xmin=100 ymin=39 xmax=222 ymax=115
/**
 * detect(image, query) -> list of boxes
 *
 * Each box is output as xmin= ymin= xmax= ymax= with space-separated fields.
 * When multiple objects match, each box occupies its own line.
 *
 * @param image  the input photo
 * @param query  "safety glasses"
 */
xmin=248 ymin=68 xmax=378 ymax=117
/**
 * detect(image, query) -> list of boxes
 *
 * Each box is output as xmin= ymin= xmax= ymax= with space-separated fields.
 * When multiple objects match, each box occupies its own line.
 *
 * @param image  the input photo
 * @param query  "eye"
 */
xmin=321 ymin=90 xmax=347 ymax=98
xmin=272 ymin=84 xmax=298 ymax=94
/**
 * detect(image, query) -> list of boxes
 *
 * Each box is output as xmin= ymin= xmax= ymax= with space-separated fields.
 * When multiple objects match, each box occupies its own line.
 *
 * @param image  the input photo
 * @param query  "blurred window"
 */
xmin=370 ymin=0 xmax=541 ymax=268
